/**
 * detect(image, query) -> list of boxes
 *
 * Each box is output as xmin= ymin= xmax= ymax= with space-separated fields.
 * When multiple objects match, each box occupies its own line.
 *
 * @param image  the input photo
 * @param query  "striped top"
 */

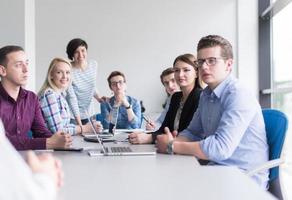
xmin=66 ymin=60 xmax=98 ymax=120
xmin=39 ymin=88 xmax=76 ymax=135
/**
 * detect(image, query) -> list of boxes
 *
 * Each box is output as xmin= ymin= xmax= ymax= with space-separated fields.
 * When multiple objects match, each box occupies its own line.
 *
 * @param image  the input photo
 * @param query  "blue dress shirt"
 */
xmin=180 ymin=75 xmax=269 ymax=189
xmin=100 ymin=95 xmax=141 ymax=129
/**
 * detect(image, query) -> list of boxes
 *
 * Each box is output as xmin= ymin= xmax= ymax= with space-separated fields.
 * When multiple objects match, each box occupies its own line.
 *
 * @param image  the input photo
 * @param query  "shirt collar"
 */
xmin=203 ymin=74 xmax=234 ymax=99
xmin=18 ymin=87 xmax=27 ymax=99
xmin=0 ymin=82 xmax=27 ymax=101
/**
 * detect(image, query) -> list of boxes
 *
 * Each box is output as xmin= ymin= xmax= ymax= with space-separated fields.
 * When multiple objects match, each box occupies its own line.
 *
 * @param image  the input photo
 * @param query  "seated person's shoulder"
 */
xmin=23 ymin=88 xmax=40 ymax=101
xmin=195 ymin=87 xmax=203 ymax=93
xmin=39 ymin=88 xmax=56 ymax=99
xmin=44 ymin=88 xmax=55 ymax=95
xmin=227 ymin=81 xmax=250 ymax=96
xmin=127 ymin=95 xmax=139 ymax=104
xmin=100 ymin=97 xmax=114 ymax=108
xmin=170 ymin=91 xmax=182 ymax=100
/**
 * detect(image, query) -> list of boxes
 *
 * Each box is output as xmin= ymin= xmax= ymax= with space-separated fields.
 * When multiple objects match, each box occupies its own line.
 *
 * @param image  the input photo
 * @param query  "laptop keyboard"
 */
xmin=105 ymin=146 xmax=132 ymax=153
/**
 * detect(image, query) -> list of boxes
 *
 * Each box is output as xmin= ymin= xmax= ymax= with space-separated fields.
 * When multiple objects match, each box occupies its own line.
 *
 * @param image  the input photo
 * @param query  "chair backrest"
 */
xmin=262 ymin=109 xmax=288 ymax=181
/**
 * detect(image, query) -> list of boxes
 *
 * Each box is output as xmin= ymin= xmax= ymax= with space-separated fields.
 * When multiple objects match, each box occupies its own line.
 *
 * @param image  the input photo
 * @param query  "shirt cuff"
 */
xmin=31 ymin=138 xmax=47 ymax=150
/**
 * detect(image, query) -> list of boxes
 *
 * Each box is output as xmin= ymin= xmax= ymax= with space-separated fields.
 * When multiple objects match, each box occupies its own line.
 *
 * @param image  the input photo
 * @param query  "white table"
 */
xmin=52 ymin=136 xmax=275 ymax=200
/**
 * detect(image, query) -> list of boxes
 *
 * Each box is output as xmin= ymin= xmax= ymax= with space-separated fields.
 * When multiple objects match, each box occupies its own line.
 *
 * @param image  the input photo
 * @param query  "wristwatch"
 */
xmin=125 ymin=104 xmax=131 ymax=109
xmin=166 ymin=140 xmax=174 ymax=154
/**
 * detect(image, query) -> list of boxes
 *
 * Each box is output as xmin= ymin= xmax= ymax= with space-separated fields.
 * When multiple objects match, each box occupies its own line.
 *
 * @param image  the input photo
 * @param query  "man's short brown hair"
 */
xmin=107 ymin=71 xmax=126 ymax=88
xmin=160 ymin=67 xmax=175 ymax=85
xmin=197 ymin=35 xmax=233 ymax=59
xmin=0 ymin=45 xmax=24 ymax=67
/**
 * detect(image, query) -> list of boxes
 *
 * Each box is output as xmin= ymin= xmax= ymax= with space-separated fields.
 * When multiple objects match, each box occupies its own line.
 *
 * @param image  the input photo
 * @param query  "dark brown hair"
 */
xmin=66 ymin=38 xmax=88 ymax=60
xmin=197 ymin=35 xmax=233 ymax=59
xmin=160 ymin=67 xmax=175 ymax=84
xmin=107 ymin=71 xmax=126 ymax=88
xmin=0 ymin=45 xmax=24 ymax=67
xmin=173 ymin=53 xmax=202 ymax=89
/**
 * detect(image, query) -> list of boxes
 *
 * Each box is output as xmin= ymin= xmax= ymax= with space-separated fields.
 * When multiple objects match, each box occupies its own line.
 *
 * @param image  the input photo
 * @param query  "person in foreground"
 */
xmin=0 ymin=45 xmax=72 ymax=150
xmin=0 ymin=121 xmax=63 ymax=200
xmin=145 ymin=67 xmax=180 ymax=131
xmin=38 ymin=58 xmax=103 ymax=135
xmin=156 ymin=35 xmax=269 ymax=189
xmin=129 ymin=54 xmax=202 ymax=144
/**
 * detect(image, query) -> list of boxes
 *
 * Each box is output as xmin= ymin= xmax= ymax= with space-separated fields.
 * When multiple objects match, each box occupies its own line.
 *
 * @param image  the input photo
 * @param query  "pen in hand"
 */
xmin=143 ymin=115 xmax=157 ymax=131
xmin=142 ymin=115 xmax=152 ymax=125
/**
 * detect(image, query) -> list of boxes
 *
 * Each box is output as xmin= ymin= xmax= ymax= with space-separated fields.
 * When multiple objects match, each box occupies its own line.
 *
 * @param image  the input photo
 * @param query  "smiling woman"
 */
xmin=128 ymin=54 xmax=203 ymax=145
xmin=38 ymin=58 xmax=103 ymax=136
xmin=65 ymin=38 xmax=104 ymax=127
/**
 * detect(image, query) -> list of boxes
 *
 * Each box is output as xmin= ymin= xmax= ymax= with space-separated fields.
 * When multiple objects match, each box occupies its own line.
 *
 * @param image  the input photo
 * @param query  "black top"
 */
xmin=152 ymin=87 xmax=202 ymax=143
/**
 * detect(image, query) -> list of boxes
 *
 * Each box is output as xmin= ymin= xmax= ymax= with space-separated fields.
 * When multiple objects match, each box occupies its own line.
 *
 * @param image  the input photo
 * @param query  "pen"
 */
xmin=142 ymin=115 xmax=151 ymax=124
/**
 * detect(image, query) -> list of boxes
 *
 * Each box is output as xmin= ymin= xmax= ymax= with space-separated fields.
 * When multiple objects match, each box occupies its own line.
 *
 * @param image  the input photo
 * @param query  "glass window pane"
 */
xmin=271 ymin=3 xmax=292 ymax=199
xmin=272 ymin=2 xmax=292 ymax=110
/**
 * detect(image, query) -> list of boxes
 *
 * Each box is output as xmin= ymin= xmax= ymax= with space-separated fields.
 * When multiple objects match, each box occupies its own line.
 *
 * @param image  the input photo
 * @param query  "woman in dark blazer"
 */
xmin=129 ymin=53 xmax=203 ymax=144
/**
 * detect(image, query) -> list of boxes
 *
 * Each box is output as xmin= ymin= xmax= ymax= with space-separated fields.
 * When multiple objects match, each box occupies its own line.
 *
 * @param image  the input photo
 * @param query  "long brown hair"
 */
xmin=173 ymin=53 xmax=203 ymax=89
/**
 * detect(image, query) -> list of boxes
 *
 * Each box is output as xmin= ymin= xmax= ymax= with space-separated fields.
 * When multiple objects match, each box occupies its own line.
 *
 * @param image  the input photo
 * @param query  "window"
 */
xmin=259 ymin=1 xmax=292 ymax=199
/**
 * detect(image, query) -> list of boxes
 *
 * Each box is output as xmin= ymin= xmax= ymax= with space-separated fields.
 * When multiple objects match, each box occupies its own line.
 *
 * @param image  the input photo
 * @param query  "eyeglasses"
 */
xmin=110 ymin=80 xmax=125 ymax=87
xmin=195 ymin=57 xmax=226 ymax=68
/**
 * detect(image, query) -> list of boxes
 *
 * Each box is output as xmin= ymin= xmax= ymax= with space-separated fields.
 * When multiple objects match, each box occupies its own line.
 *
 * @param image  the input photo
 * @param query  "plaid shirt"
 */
xmin=39 ymin=89 xmax=76 ymax=135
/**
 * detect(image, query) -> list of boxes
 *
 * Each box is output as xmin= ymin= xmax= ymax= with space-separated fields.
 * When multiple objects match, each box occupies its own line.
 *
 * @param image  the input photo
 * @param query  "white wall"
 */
xmin=0 ymin=0 xmax=36 ymax=91
xmin=0 ymin=0 xmax=25 ymax=47
xmin=0 ymin=0 xmax=259 ymax=113
xmin=236 ymin=0 xmax=259 ymax=98
xmin=35 ymin=0 xmax=237 ymax=114
xmin=24 ymin=0 xmax=36 ymax=91
xmin=34 ymin=0 xmax=258 ymax=114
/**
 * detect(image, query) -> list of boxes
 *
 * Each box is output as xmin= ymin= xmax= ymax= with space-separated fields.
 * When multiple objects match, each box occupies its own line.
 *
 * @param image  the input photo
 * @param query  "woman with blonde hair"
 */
xmin=38 ymin=58 xmax=102 ymax=135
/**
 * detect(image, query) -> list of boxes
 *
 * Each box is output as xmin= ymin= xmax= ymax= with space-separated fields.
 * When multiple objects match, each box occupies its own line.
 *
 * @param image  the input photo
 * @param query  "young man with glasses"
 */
xmin=100 ymin=71 xmax=141 ymax=130
xmin=156 ymin=35 xmax=269 ymax=189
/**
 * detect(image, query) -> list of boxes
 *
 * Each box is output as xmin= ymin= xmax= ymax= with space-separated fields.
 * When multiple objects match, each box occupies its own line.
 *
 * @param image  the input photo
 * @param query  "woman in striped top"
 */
xmin=65 ymin=38 xmax=103 ymax=126
xmin=38 ymin=58 xmax=103 ymax=135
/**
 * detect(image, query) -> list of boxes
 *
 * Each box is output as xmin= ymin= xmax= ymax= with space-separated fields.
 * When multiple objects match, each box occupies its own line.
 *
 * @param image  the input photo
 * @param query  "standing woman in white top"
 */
xmin=66 ymin=38 xmax=103 ymax=126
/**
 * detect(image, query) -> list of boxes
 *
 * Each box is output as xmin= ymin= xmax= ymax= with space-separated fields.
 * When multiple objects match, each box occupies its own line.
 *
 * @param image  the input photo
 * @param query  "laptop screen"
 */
xmin=86 ymin=114 xmax=106 ymax=153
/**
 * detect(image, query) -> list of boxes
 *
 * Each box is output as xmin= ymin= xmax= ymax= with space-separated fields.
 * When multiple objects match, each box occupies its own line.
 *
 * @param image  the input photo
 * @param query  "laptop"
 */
xmin=86 ymin=115 xmax=156 ymax=156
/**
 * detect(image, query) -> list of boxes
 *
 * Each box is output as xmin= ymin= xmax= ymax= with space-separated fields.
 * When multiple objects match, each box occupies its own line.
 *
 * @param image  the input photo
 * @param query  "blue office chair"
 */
xmin=27 ymin=130 xmax=33 ymax=138
xmin=247 ymin=109 xmax=288 ymax=200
